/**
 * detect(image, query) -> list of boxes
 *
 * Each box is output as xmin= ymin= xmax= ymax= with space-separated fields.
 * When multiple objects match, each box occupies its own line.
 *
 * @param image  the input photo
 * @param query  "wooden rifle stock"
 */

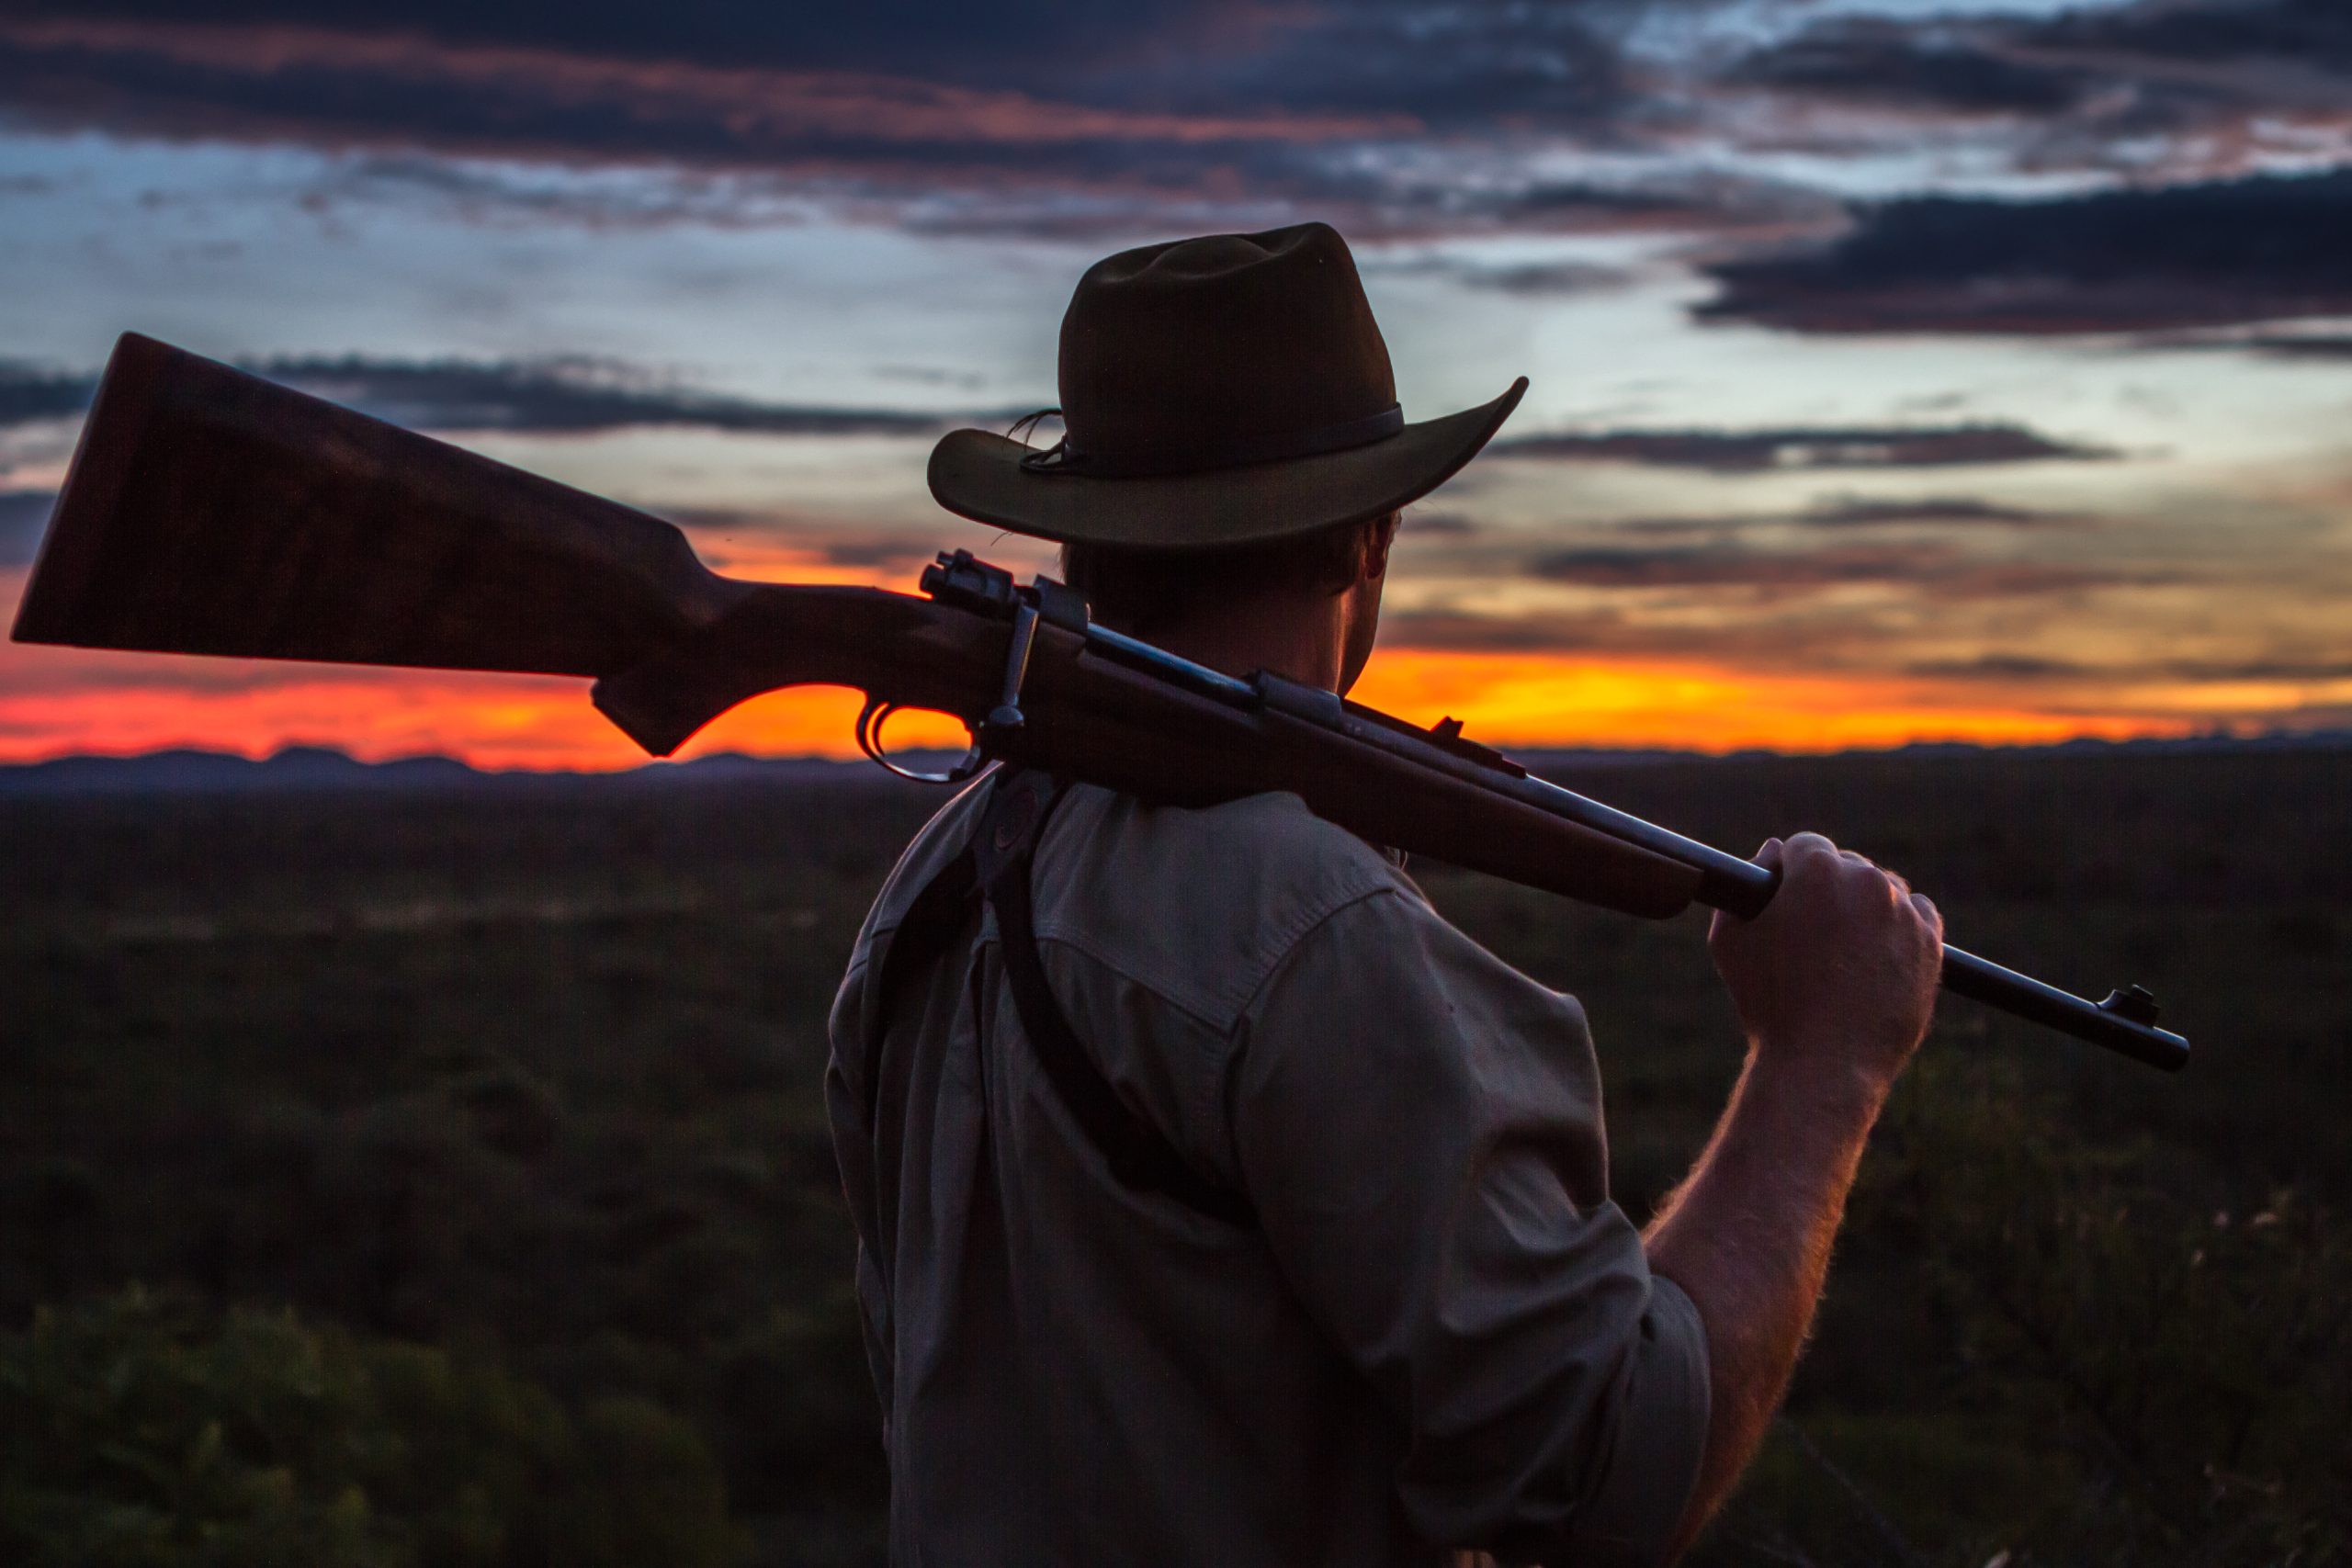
xmin=12 ymin=334 xmax=2190 ymax=1071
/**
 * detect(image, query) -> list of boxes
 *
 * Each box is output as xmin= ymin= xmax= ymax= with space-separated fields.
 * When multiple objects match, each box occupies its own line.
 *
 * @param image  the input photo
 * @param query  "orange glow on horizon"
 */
xmin=1345 ymin=651 xmax=2192 ymax=754
xmin=0 ymin=644 xmax=2199 ymax=771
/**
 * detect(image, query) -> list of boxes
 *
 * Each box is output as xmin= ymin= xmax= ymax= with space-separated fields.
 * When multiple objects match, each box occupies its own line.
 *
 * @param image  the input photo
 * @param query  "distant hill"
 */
xmin=0 ymin=745 xmax=887 ymax=796
xmin=2 ymin=731 xmax=2345 ymax=796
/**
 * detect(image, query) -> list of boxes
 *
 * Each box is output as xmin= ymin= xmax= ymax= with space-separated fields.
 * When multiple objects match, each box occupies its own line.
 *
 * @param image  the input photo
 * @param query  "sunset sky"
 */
xmin=4 ymin=0 xmax=2350 ymax=768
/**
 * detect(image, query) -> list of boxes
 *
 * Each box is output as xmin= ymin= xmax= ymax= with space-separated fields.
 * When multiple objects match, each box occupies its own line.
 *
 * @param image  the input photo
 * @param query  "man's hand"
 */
xmin=1707 ymin=832 xmax=1943 ymax=1096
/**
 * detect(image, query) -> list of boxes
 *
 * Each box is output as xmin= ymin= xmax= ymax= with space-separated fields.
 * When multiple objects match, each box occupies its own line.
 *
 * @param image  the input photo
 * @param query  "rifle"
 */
xmin=13 ymin=333 xmax=2189 ymax=1072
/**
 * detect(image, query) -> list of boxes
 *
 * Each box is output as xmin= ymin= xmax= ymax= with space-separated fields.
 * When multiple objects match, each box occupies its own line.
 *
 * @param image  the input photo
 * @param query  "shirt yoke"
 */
xmin=1027 ymin=784 xmax=1411 ymax=1033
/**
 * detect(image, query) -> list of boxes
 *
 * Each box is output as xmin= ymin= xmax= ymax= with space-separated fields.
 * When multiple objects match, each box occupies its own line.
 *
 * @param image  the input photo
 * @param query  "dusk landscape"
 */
xmin=1 ymin=4 xmax=2347 ymax=1567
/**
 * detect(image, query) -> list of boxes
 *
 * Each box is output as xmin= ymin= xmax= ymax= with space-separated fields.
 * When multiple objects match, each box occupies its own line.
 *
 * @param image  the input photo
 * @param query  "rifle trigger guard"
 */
xmin=854 ymin=589 xmax=1043 ymax=787
xmin=856 ymin=695 xmax=987 ymax=786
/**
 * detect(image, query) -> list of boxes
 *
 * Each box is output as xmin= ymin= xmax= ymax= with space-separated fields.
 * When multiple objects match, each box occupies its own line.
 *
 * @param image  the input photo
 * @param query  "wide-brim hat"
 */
xmin=928 ymin=221 xmax=1526 ymax=552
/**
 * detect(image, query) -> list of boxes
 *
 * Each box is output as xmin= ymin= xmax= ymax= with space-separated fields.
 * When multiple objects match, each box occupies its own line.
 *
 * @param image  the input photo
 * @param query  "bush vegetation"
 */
xmin=2 ymin=747 xmax=2344 ymax=1564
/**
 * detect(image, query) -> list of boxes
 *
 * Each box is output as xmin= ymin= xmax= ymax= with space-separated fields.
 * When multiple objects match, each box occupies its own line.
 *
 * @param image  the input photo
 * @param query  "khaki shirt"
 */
xmin=827 ymin=775 xmax=1710 ymax=1567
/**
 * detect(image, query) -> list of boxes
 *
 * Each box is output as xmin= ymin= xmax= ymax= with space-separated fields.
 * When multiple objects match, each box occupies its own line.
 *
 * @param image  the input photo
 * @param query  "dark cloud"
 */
xmin=1 ymin=1 xmax=1230 ymax=84
xmin=1401 ymin=510 xmax=1479 ymax=536
xmin=1380 ymin=610 xmax=1623 ymax=654
xmin=1908 ymin=652 xmax=2352 ymax=682
xmin=2030 ymin=0 xmax=2352 ymax=72
xmin=2218 ymin=333 xmax=2352 ymax=360
xmin=1726 ymin=0 xmax=2352 ymax=140
xmin=0 ymin=5 xmax=1802 ymax=244
xmin=1903 ymin=653 xmax=2091 ymax=681
xmin=0 ymin=365 xmax=93 ymax=425
xmin=1794 ymin=495 xmax=2080 ymax=528
xmin=1464 ymin=261 xmax=1630 ymax=297
xmin=0 ymin=12 xmax=1413 ymax=213
xmin=1361 ymin=248 xmax=1637 ymax=296
xmin=1123 ymin=3 xmax=1629 ymax=130
xmin=1574 ymin=495 xmax=2086 ymax=538
xmin=1525 ymin=539 xmax=2129 ymax=600
xmin=0 ymin=355 xmax=947 ymax=438
xmin=0 ymin=490 xmax=59 ymax=568
xmin=1699 ymin=170 xmax=2352 ymax=335
xmin=1725 ymin=20 xmax=2092 ymax=115
xmin=1490 ymin=423 xmax=2110 ymax=471
xmin=1380 ymin=599 xmax=1937 ymax=664
xmin=255 ymin=357 xmax=945 ymax=436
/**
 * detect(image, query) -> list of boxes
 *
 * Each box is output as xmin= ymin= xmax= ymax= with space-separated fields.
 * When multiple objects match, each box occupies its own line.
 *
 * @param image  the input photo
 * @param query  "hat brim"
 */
xmin=927 ymin=378 xmax=1527 ymax=552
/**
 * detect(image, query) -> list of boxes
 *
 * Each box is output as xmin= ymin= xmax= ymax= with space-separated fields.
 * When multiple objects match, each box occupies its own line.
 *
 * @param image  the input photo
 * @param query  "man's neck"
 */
xmin=1148 ymin=592 xmax=1346 ymax=693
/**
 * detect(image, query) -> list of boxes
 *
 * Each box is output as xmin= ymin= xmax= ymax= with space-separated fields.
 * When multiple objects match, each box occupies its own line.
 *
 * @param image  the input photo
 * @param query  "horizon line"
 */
xmin=5 ymin=726 xmax=2346 ymax=783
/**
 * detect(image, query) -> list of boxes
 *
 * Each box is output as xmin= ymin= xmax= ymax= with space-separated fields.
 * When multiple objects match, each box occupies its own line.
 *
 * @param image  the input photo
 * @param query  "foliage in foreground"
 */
xmin=1707 ymin=1055 xmax=2351 ymax=1568
xmin=0 ymin=1288 xmax=742 ymax=1568
xmin=1 ymin=750 xmax=2345 ymax=1565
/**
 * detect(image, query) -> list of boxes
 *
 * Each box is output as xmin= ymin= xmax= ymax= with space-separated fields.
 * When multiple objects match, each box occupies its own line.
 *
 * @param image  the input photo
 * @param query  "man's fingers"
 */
xmin=1910 ymin=891 xmax=1944 ymax=938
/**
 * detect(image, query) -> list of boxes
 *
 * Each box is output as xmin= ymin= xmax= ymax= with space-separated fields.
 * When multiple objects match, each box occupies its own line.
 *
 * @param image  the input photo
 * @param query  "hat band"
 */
xmin=1020 ymin=402 xmax=1404 ymax=479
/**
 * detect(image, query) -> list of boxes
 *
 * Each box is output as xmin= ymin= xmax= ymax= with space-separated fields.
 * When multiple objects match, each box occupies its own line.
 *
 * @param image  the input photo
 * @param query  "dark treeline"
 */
xmin=2 ymin=746 xmax=2346 ymax=1565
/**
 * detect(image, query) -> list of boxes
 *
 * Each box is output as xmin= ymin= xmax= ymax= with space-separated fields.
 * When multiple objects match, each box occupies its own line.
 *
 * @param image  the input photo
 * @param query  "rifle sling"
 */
xmin=871 ymin=768 xmax=1254 ymax=1228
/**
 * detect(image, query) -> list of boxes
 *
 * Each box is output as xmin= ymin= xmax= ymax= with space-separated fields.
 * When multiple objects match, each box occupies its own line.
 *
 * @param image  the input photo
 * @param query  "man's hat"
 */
xmin=927 ymin=221 xmax=1526 ymax=552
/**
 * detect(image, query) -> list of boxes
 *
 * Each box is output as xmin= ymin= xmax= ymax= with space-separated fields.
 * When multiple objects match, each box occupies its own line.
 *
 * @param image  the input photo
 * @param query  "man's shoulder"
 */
xmin=842 ymin=773 xmax=1419 ymax=1032
xmin=1036 ymin=783 xmax=1414 ymax=1031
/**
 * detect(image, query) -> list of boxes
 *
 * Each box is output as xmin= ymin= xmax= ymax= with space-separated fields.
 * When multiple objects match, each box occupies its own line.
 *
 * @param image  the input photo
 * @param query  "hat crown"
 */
xmin=1057 ymin=222 xmax=1397 ymax=476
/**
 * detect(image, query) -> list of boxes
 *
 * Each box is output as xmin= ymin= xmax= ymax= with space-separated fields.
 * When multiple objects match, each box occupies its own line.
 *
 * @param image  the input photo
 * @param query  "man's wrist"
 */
xmin=1743 ymin=1029 xmax=1896 ymax=1122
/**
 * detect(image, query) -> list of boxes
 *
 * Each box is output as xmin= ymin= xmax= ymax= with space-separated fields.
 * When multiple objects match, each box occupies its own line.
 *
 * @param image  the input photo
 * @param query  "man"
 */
xmin=827 ymin=222 xmax=1943 ymax=1566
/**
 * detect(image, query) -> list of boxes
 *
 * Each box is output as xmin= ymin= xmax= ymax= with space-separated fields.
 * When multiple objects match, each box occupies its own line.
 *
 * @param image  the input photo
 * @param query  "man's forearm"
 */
xmin=1642 ymin=1043 xmax=1890 ymax=1559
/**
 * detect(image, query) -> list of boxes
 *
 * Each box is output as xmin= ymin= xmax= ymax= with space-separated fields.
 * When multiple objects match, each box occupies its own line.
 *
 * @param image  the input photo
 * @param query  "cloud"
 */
xmin=0 ymin=366 xmax=94 ymax=426
xmin=2030 ymin=0 xmax=2352 ymax=74
xmin=1907 ymin=652 xmax=2352 ymax=682
xmin=2172 ymin=331 xmax=2352 ymax=360
xmin=0 ymin=355 xmax=950 ymax=438
xmin=1724 ymin=19 xmax=2094 ymax=116
xmin=1569 ymin=495 xmax=2087 ymax=539
xmin=1524 ymin=539 xmax=2132 ymax=601
xmin=1698 ymin=170 xmax=2352 ymax=334
xmin=1902 ymin=653 xmax=2092 ymax=681
xmin=1724 ymin=0 xmax=2352 ymax=142
xmin=1490 ymin=423 xmax=2111 ymax=471
xmin=0 ymin=15 xmax=1413 ymax=207
xmin=1401 ymin=510 xmax=1479 ymax=536
xmin=1 ymin=0 xmax=1227 ymax=78
xmin=0 ymin=6 xmax=1835 ymax=244
xmin=1364 ymin=250 xmax=1636 ymax=295
xmin=0 ymin=490 xmax=58 ymax=567
xmin=1792 ymin=495 xmax=2081 ymax=528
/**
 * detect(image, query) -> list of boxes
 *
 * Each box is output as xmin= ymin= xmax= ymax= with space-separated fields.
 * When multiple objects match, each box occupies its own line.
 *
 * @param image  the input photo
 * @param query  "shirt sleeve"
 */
xmin=824 ymin=955 xmax=899 ymax=1431
xmin=1228 ymin=886 xmax=1711 ymax=1566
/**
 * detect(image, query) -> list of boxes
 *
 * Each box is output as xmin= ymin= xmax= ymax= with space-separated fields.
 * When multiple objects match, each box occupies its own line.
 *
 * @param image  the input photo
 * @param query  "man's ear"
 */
xmin=1363 ymin=511 xmax=1398 ymax=583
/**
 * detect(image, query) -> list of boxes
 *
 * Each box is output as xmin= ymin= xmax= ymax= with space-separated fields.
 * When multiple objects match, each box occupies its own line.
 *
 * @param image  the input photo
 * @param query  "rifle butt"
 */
xmin=12 ymin=333 xmax=742 ymax=679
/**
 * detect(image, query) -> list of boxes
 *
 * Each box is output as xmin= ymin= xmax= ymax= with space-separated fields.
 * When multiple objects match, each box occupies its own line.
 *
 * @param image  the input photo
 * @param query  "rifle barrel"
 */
xmin=1506 ymin=770 xmax=2190 ymax=1071
xmin=1072 ymin=602 xmax=2191 ymax=1072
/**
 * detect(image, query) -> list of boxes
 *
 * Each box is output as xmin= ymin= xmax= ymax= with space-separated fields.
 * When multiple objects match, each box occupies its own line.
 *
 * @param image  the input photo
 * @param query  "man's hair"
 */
xmin=1058 ymin=511 xmax=1398 ymax=637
